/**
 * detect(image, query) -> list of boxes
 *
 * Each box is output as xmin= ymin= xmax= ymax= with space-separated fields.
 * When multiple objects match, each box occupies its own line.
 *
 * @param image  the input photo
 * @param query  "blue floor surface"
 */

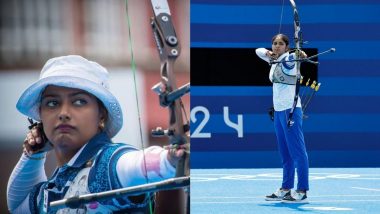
xmin=191 ymin=168 xmax=380 ymax=213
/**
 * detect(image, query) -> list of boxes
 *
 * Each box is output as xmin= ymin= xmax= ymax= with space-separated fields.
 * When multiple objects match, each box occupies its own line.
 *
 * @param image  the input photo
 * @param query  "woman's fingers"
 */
xmin=166 ymin=144 xmax=189 ymax=158
xmin=164 ymin=143 xmax=189 ymax=167
xmin=25 ymin=127 xmax=42 ymax=148
xmin=173 ymin=148 xmax=185 ymax=158
xmin=31 ymin=127 xmax=41 ymax=144
xmin=300 ymin=51 xmax=308 ymax=58
xmin=23 ymin=137 xmax=33 ymax=155
xmin=26 ymin=132 xmax=36 ymax=145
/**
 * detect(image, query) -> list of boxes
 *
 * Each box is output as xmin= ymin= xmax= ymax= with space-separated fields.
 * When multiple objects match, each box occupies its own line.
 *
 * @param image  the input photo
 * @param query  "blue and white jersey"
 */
xmin=256 ymin=48 xmax=302 ymax=111
xmin=29 ymin=133 xmax=149 ymax=213
xmin=8 ymin=132 xmax=175 ymax=214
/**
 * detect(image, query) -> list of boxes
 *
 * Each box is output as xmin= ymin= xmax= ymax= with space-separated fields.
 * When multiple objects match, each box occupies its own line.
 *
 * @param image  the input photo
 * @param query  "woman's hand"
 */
xmin=23 ymin=126 xmax=52 ymax=156
xmin=266 ymin=50 xmax=278 ymax=60
xmin=165 ymin=143 xmax=189 ymax=167
xmin=300 ymin=50 xmax=308 ymax=58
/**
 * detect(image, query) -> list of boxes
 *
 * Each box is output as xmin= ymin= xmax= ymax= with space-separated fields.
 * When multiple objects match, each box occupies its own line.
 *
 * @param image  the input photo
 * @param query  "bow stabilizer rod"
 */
xmin=270 ymin=48 xmax=336 ymax=65
xmin=50 ymin=176 xmax=190 ymax=211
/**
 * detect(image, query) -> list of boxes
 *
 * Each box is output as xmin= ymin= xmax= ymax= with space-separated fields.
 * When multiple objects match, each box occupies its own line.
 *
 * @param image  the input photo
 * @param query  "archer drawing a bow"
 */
xmin=271 ymin=0 xmax=335 ymax=127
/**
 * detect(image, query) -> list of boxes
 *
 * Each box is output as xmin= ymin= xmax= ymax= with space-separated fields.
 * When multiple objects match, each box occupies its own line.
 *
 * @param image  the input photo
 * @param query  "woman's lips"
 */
xmin=56 ymin=124 xmax=75 ymax=133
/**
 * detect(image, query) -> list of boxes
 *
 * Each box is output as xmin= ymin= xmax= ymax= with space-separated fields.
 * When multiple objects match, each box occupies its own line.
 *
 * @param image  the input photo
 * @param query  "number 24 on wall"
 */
xmin=190 ymin=106 xmax=243 ymax=138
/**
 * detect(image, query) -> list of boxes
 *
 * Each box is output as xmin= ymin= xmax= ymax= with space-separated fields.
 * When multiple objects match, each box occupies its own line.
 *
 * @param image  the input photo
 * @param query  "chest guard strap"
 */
xmin=272 ymin=63 xmax=297 ymax=85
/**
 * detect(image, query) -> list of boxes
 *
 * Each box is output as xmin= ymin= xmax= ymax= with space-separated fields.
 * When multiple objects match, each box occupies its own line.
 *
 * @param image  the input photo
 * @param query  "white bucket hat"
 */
xmin=16 ymin=55 xmax=123 ymax=138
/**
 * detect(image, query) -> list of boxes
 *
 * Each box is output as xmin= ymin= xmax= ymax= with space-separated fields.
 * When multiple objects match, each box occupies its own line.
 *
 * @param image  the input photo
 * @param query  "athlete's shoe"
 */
xmin=281 ymin=191 xmax=309 ymax=203
xmin=265 ymin=188 xmax=291 ymax=201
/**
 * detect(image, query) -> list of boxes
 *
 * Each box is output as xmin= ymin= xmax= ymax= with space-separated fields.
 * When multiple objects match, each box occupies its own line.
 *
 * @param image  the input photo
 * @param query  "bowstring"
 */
xmin=278 ymin=0 xmax=285 ymax=34
xmin=278 ymin=0 xmax=295 ymax=124
xmin=125 ymin=1 xmax=154 ymax=213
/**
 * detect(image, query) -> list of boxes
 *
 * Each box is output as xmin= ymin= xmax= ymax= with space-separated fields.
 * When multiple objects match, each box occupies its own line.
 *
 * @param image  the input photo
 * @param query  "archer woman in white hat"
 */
xmin=255 ymin=34 xmax=309 ymax=203
xmin=7 ymin=55 xmax=185 ymax=213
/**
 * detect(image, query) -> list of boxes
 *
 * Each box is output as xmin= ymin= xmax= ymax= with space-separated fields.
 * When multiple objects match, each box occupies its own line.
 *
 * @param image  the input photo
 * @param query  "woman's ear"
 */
xmin=96 ymin=99 xmax=109 ymax=129
xmin=98 ymin=108 xmax=107 ymax=131
xmin=98 ymin=105 xmax=108 ymax=123
xmin=99 ymin=109 xmax=105 ymax=121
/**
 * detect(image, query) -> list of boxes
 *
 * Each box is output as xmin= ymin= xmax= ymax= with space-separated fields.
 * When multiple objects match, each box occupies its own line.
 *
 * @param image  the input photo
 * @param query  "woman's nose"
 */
xmin=58 ymin=103 xmax=71 ymax=121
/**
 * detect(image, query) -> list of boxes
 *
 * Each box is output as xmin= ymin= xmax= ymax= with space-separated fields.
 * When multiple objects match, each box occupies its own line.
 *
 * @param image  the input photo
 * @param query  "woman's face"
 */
xmin=272 ymin=36 xmax=288 ymax=56
xmin=40 ymin=86 xmax=104 ymax=152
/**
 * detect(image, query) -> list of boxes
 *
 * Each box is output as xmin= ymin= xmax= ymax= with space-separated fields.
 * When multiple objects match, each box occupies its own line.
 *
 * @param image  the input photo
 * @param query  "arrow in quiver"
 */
xmin=300 ymin=77 xmax=310 ymax=102
xmin=300 ymin=77 xmax=321 ymax=119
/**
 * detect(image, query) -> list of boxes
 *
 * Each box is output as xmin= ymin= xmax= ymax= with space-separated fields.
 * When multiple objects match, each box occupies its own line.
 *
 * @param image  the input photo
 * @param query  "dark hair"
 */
xmin=272 ymin=34 xmax=290 ymax=46
xmin=96 ymin=98 xmax=109 ymax=124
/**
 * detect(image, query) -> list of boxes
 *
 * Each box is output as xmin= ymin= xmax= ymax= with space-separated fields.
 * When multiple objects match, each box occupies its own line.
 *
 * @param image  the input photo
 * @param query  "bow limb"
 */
xmin=290 ymin=0 xmax=301 ymax=50
xmin=287 ymin=0 xmax=303 ymax=127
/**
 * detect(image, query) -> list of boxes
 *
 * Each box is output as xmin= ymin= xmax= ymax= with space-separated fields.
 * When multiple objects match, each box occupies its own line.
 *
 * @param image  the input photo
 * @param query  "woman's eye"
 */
xmin=45 ymin=100 xmax=58 ymax=107
xmin=73 ymin=99 xmax=87 ymax=106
